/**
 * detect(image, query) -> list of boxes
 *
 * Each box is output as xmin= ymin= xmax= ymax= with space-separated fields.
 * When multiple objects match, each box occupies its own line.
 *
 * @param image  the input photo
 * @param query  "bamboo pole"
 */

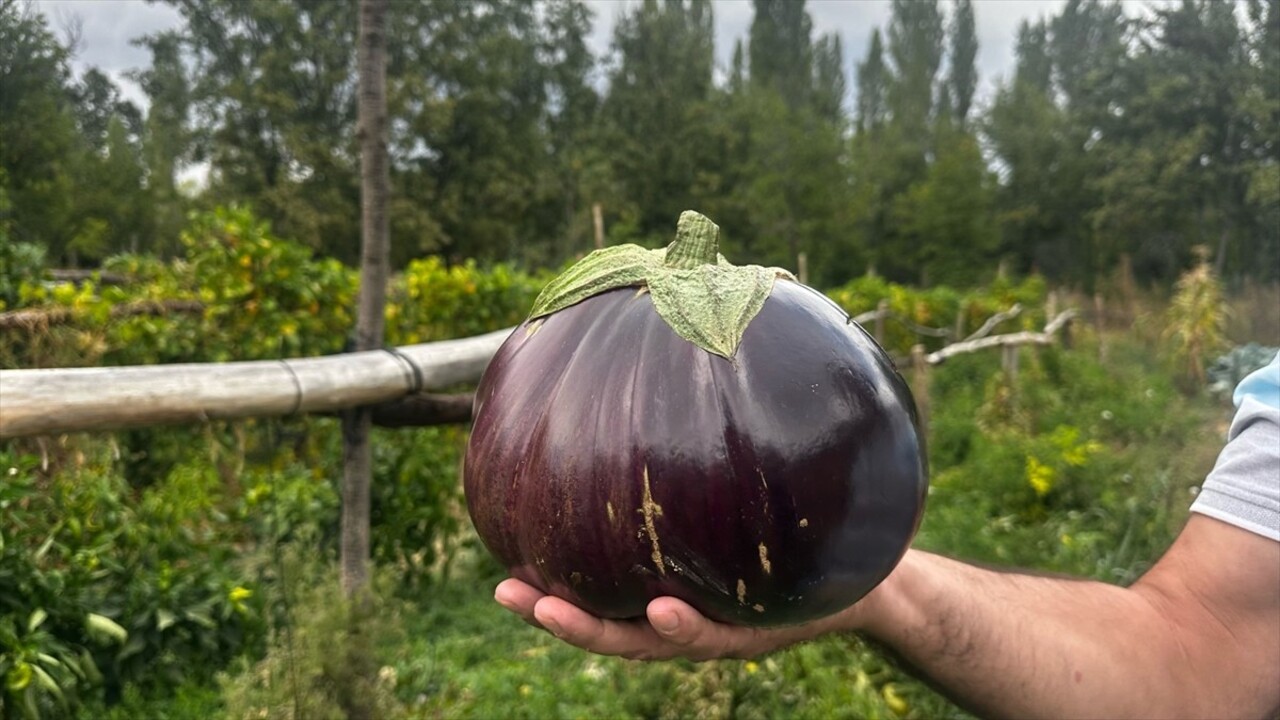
xmin=0 ymin=328 xmax=511 ymax=439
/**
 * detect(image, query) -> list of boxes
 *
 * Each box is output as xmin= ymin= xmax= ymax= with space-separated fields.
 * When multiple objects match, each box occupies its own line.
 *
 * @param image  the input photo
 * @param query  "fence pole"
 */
xmin=592 ymin=203 xmax=604 ymax=249
xmin=797 ymin=252 xmax=809 ymax=285
xmin=910 ymin=344 xmax=930 ymax=439
xmin=874 ymin=299 xmax=888 ymax=344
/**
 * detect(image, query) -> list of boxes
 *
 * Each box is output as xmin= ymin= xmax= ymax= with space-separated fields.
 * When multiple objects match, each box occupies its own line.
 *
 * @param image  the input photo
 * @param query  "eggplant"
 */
xmin=464 ymin=212 xmax=926 ymax=627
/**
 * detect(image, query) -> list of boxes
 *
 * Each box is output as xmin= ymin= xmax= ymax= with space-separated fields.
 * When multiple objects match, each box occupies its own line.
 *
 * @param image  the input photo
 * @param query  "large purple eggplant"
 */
xmin=464 ymin=211 xmax=926 ymax=627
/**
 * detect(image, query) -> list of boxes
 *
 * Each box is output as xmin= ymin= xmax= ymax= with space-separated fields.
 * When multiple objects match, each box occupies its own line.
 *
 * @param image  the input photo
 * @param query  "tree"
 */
xmin=986 ymin=19 xmax=1084 ymax=280
xmin=749 ymin=0 xmax=813 ymax=110
xmin=947 ymin=0 xmax=977 ymax=127
xmin=855 ymin=29 xmax=888 ymax=132
xmin=893 ymin=128 xmax=998 ymax=286
xmin=389 ymin=0 xmax=556 ymax=265
xmin=0 ymin=1 xmax=79 ymax=260
xmin=540 ymin=0 xmax=602 ymax=262
xmin=131 ymin=30 xmax=191 ymax=256
xmin=886 ymin=0 xmax=944 ymax=143
xmin=1089 ymin=0 xmax=1256 ymax=283
xmin=601 ymin=0 xmax=716 ymax=241
xmin=811 ymin=34 xmax=845 ymax=125
xmin=165 ymin=0 xmax=361 ymax=260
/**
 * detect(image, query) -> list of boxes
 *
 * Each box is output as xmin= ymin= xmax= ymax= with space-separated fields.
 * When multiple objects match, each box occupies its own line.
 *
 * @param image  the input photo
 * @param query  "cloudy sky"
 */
xmin=36 ymin=0 xmax=1166 ymax=115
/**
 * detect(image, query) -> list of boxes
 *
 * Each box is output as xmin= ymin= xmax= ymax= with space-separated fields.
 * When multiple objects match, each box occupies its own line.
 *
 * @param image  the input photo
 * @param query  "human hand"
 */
xmin=493 ymin=578 xmax=855 ymax=661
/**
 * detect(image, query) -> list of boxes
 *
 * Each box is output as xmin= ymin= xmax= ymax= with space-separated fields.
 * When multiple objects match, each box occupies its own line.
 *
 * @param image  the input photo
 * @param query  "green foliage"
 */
xmin=826 ymin=273 xmax=1048 ymax=355
xmin=0 ymin=240 xmax=45 ymax=312
xmin=1 ymin=205 xmax=551 ymax=716
xmin=0 ymin=448 xmax=263 ymax=718
xmin=920 ymin=338 xmax=1215 ymax=584
xmin=388 ymin=257 xmax=544 ymax=345
xmin=218 ymin=558 xmax=406 ymax=720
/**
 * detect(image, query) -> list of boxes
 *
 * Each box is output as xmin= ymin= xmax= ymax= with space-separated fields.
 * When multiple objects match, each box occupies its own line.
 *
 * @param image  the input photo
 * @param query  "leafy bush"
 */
xmin=1 ymin=206 xmax=553 ymax=715
xmin=0 ymin=239 xmax=44 ymax=312
xmin=0 ymin=449 xmax=263 ymax=718
xmin=827 ymin=273 xmax=1048 ymax=355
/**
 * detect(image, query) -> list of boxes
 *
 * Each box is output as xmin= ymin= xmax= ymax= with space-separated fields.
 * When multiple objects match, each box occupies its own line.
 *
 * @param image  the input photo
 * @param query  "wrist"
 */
xmin=835 ymin=548 xmax=924 ymax=637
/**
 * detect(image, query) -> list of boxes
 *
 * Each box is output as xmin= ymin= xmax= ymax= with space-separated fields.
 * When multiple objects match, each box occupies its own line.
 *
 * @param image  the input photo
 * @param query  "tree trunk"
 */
xmin=342 ymin=0 xmax=389 ymax=602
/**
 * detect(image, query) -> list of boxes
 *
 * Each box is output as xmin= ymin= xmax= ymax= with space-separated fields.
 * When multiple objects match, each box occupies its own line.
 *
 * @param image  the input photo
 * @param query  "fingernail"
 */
xmin=652 ymin=610 xmax=680 ymax=634
xmin=542 ymin=617 xmax=564 ymax=638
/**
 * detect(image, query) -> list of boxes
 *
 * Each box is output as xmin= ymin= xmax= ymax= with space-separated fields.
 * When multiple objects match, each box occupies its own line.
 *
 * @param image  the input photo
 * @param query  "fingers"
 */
xmin=494 ymin=578 xmax=548 ymax=629
xmin=493 ymin=578 xmax=781 ymax=661
xmin=533 ymin=594 xmax=669 ymax=660
xmin=647 ymin=597 xmax=765 ymax=660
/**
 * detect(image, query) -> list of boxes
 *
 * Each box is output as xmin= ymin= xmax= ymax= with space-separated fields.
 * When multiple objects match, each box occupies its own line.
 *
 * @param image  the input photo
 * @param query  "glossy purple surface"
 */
xmin=464 ymin=282 xmax=927 ymax=627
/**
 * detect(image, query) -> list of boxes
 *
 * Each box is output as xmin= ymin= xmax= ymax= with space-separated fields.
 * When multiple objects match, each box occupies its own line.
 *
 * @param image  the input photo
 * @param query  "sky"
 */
xmin=37 ymin=0 xmax=1082 ymax=115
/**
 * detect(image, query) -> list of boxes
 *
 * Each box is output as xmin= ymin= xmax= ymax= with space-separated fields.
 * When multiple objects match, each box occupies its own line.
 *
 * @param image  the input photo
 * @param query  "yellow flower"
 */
xmin=882 ymin=683 xmax=909 ymax=715
xmin=744 ymin=661 xmax=759 ymax=675
xmin=519 ymin=684 xmax=532 ymax=697
xmin=229 ymin=586 xmax=253 ymax=613
xmin=1026 ymin=456 xmax=1056 ymax=497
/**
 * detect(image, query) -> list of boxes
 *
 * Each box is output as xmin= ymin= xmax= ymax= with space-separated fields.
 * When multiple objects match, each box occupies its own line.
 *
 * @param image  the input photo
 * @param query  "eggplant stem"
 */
xmin=664 ymin=211 xmax=721 ymax=269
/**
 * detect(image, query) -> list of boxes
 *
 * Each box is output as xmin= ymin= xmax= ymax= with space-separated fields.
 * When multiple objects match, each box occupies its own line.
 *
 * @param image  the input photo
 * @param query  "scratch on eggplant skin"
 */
xmin=665 ymin=554 xmax=732 ymax=598
xmin=758 ymin=543 xmax=772 ymax=574
xmin=752 ymin=604 xmax=765 ymax=613
xmin=799 ymin=518 xmax=809 ymax=528
xmin=525 ymin=318 xmax=545 ymax=337
xmin=638 ymin=466 xmax=666 ymax=576
xmin=756 ymin=468 xmax=768 ymax=489
xmin=736 ymin=578 xmax=746 ymax=604
xmin=606 ymin=501 xmax=616 ymax=525
xmin=634 ymin=286 xmax=650 ymax=298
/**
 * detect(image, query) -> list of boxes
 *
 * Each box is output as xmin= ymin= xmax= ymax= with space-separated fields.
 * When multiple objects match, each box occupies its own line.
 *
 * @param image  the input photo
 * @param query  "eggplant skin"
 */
xmin=464 ymin=281 xmax=927 ymax=627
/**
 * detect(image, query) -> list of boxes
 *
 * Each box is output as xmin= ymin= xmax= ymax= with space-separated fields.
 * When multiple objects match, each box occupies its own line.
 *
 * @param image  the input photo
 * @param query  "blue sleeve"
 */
xmin=1190 ymin=352 xmax=1280 ymax=541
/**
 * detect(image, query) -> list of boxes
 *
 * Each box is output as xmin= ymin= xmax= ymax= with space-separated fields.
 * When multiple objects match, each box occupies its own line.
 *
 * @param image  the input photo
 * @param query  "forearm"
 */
xmin=844 ymin=550 xmax=1208 ymax=720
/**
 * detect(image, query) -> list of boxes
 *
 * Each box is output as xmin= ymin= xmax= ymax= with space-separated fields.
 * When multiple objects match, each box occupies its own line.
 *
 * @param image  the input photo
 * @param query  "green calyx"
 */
xmin=527 ymin=210 xmax=795 ymax=358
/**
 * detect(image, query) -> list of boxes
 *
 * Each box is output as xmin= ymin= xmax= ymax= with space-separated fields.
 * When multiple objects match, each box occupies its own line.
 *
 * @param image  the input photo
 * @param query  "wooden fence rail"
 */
xmin=0 ymin=328 xmax=512 ymax=439
xmin=0 ymin=301 xmax=1076 ymax=440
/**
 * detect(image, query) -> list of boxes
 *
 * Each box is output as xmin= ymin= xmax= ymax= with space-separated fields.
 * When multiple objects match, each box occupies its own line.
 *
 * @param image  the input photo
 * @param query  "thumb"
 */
xmin=646 ymin=597 xmax=763 ymax=660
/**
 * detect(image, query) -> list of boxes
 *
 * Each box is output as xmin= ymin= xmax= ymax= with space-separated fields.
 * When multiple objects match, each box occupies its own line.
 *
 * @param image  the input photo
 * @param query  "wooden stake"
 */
xmin=344 ymin=0 xmax=390 ymax=604
xmin=592 ymin=202 xmax=604 ymax=249
xmin=910 ymin=344 xmax=930 ymax=438
xmin=797 ymin=252 xmax=809 ymax=285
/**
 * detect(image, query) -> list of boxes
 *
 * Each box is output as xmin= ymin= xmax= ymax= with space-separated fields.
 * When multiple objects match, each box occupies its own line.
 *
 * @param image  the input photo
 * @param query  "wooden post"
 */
xmin=344 ymin=0 xmax=389 ymax=603
xmin=910 ymin=344 xmax=930 ymax=439
xmin=797 ymin=252 xmax=809 ymax=285
xmin=1093 ymin=292 xmax=1108 ymax=363
xmin=592 ymin=202 xmax=604 ymax=249
xmin=1002 ymin=343 xmax=1019 ymax=378
xmin=953 ymin=301 xmax=967 ymax=345
xmin=874 ymin=299 xmax=888 ymax=344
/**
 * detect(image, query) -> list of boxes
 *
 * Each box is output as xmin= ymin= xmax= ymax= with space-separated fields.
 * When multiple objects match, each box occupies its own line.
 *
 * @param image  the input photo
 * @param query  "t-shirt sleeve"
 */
xmin=1189 ymin=352 xmax=1280 ymax=541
